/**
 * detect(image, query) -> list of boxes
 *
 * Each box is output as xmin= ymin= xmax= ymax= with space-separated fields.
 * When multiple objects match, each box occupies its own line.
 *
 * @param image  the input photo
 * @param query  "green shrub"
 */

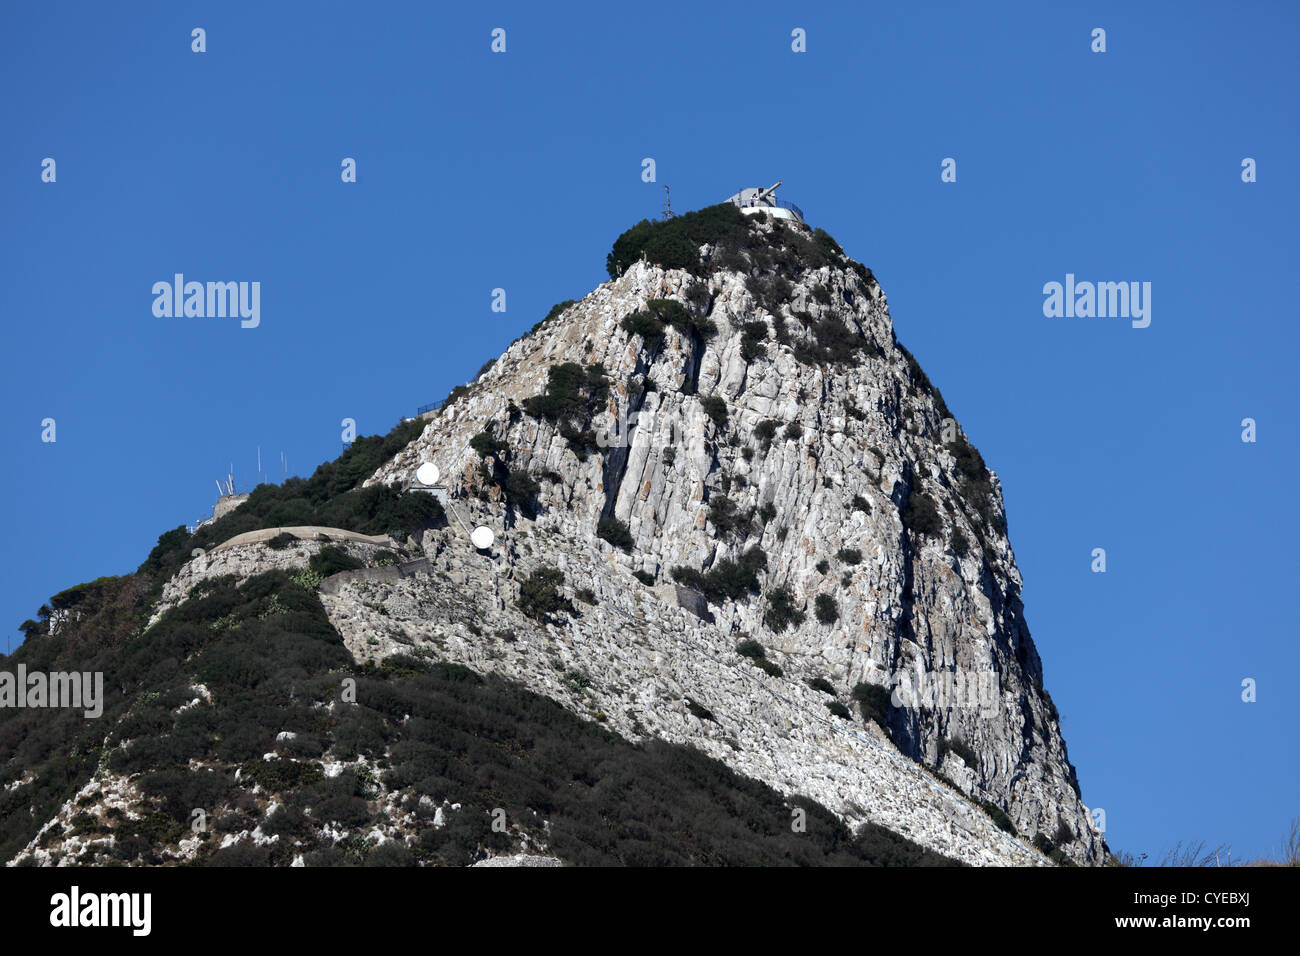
xmin=827 ymin=700 xmax=851 ymax=719
xmin=740 ymin=321 xmax=768 ymax=362
xmin=764 ymin=588 xmax=804 ymax=633
xmin=597 ymin=517 xmax=634 ymax=552
xmin=309 ymin=547 xmax=364 ymax=579
xmin=517 ymin=567 xmax=574 ymax=622
xmin=707 ymin=497 xmax=753 ymax=537
xmin=836 ymin=547 xmax=862 ymax=565
xmin=606 ymin=203 xmax=750 ymax=278
xmin=793 ymin=313 xmax=872 ymax=366
xmin=261 ymin=804 xmax=311 ymax=838
xmin=852 ymin=682 xmax=893 ymax=729
xmin=522 ymin=362 xmax=594 ymax=423
xmin=470 ymin=430 xmax=507 ymax=459
xmin=784 ymin=422 xmax=804 ymax=440
xmin=736 ymin=639 xmax=766 ymax=661
xmin=950 ymin=433 xmax=999 ymax=531
xmin=808 ymin=677 xmax=836 ymax=695
xmin=503 ymin=471 xmax=542 ymax=514
xmin=205 ymin=840 xmax=272 ymax=867
xmin=850 ymin=495 xmax=871 ymax=514
xmin=814 ymin=594 xmax=839 ymax=625
xmin=747 ymin=273 xmax=793 ymax=316
xmin=620 ymin=310 xmax=666 ymax=349
xmin=136 ymin=417 xmax=434 ymax=585
xmin=266 ymin=532 xmax=297 ymax=550
xmin=648 ymin=298 xmax=716 ymax=340
xmin=240 ymin=759 xmax=324 ymax=794
xmin=758 ymin=503 xmax=776 ymax=525
xmin=812 ymin=228 xmax=844 ymax=259
xmin=685 ymin=699 xmax=716 ymax=722
xmin=950 ymin=528 xmax=969 ymax=558
xmin=980 ymin=800 xmax=1018 ymax=836
xmin=701 ymin=396 xmax=728 ymax=428
xmin=441 ymin=383 xmax=471 ymax=409
xmin=671 ymin=547 xmax=766 ymax=604
xmin=895 ymin=341 xmax=951 ymax=420
xmin=902 ymin=493 xmax=943 ymax=538
xmin=632 ymin=570 xmax=655 ymax=586
xmin=365 ymin=841 xmax=415 ymax=867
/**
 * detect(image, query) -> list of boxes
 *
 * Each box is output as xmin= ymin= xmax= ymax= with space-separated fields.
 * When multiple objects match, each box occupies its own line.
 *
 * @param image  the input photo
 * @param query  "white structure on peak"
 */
xmin=726 ymin=181 xmax=805 ymax=223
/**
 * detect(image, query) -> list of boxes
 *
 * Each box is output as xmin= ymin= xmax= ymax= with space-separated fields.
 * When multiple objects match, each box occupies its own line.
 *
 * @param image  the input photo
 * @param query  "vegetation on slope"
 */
xmin=135 ymin=418 xmax=440 ymax=593
xmin=1 ymin=567 xmax=958 ymax=867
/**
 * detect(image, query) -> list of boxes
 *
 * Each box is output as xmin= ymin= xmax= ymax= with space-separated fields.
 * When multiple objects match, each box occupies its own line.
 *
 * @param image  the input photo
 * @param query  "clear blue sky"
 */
xmin=2 ymin=1 xmax=1296 ymax=864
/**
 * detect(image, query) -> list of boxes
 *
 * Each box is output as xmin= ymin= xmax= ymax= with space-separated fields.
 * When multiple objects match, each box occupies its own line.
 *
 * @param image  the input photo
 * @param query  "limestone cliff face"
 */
xmin=346 ymin=216 xmax=1100 ymax=864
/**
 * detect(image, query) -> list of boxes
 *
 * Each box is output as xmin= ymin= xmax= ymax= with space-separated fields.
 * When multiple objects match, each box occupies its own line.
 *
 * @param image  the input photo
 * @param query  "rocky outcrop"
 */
xmin=340 ymin=217 xmax=1102 ymax=864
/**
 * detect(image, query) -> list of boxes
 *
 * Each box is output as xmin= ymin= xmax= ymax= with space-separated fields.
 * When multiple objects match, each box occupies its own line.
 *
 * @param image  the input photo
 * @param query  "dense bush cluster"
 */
xmin=596 ymin=517 xmax=634 ymax=552
xmin=980 ymin=800 xmax=1019 ymax=836
xmin=620 ymin=298 xmax=717 ymax=354
xmin=266 ymin=532 xmax=297 ymax=550
xmin=671 ymin=546 xmax=767 ymax=604
xmin=522 ymin=362 xmax=609 ymax=423
xmin=606 ymin=203 xmax=751 ymax=278
xmin=763 ymin=587 xmax=805 ymax=633
xmin=521 ymin=362 xmax=611 ymax=461
xmin=707 ymin=496 xmax=754 ymax=538
xmin=516 ymin=567 xmax=574 ymax=623
xmin=735 ymin=639 xmax=782 ymax=677
xmin=469 ymin=426 xmax=545 ymax=517
xmin=700 ymin=395 xmax=728 ymax=428
xmin=4 ymin=560 xmax=963 ymax=867
xmin=137 ymin=418 xmax=437 ymax=588
xmin=807 ymin=677 xmax=836 ymax=695
xmin=902 ymin=492 xmax=943 ymax=539
xmin=949 ymin=431 xmax=1000 ymax=535
xmin=740 ymin=321 xmax=768 ymax=361
xmin=792 ymin=312 xmax=877 ymax=366
xmin=895 ymin=341 xmax=952 ymax=423
xmin=309 ymin=547 xmax=364 ymax=578
xmin=852 ymin=682 xmax=893 ymax=730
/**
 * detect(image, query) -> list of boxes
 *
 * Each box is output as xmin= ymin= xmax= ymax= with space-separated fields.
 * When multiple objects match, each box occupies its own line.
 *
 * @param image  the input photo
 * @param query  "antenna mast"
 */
xmin=663 ymin=185 xmax=673 ymax=220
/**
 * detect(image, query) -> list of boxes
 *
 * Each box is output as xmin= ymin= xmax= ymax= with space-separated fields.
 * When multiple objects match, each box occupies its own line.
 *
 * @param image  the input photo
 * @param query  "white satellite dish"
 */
xmin=416 ymin=462 xmax=440 ymax=486
xmin=470 ymin=526 xmax=494 ymax=550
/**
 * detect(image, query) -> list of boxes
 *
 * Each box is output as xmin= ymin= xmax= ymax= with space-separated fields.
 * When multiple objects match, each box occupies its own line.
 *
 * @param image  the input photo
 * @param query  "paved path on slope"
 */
xmin=208 ymin=526 xmax=397 ymax=553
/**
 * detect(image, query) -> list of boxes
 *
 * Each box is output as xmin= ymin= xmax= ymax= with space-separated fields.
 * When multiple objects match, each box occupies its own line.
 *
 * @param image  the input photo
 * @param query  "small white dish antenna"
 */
xmin=470 ymin=526 xmax=495 ymax=550
xmin=416 ymin=462 xmax=440 ymax=486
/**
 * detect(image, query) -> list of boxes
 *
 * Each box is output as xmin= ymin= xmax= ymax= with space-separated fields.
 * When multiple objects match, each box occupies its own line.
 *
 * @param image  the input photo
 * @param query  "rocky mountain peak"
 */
xmin=3 ymin=204 xmax=1101 ymax=868
xmin=352 ymin=205 xmax=1101 ymax=864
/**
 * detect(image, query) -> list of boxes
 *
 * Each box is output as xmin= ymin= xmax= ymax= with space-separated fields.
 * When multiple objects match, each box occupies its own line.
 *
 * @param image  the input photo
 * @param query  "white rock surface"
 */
xmin=335 ymin=228 xmax=1102 ymax=865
